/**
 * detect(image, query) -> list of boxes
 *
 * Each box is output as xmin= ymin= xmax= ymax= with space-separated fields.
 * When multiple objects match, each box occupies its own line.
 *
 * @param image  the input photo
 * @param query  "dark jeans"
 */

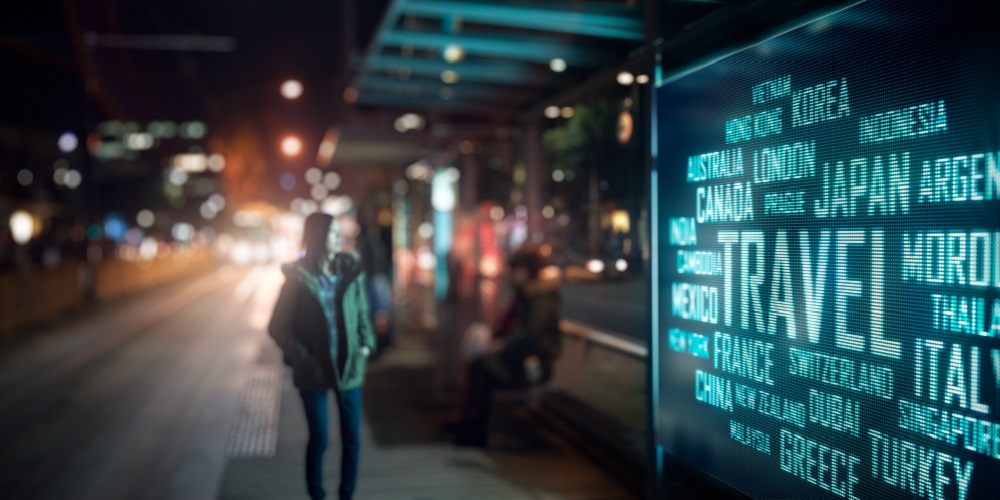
xmin=459 ymin=357 xmax=505 ymax=438
xmin=299 ymin=387 xmax=362 ymax=500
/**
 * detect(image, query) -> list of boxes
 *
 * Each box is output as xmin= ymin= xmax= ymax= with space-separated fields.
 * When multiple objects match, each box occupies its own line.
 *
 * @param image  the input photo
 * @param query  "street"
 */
xmin=560 ymin=278 xmax=647 ymax=341
xmin=0 ymin=264 xmax=277 ymax=500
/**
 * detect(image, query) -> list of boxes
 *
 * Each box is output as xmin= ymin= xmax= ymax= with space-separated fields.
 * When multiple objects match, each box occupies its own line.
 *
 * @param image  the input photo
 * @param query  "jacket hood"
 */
xmin=282 ymin=252 xmax=362 ymax=279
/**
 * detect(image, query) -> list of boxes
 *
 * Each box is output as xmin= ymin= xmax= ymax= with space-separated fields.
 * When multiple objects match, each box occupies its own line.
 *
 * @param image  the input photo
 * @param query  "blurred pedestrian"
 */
xmin=268 ymin=212 xmax=377 ymax=500
xmin=444 ymin=246 xmax=562 ymax=447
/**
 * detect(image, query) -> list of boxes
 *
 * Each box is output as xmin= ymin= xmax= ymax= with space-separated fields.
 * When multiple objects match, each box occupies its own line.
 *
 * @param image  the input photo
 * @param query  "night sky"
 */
xmin=1 ymin=0 xmax=389 ymax=230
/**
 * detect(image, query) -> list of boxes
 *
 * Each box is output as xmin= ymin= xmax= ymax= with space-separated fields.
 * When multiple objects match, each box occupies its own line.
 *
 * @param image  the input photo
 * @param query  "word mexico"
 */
xmin=713 ymin=230 xmax=901 ymax=360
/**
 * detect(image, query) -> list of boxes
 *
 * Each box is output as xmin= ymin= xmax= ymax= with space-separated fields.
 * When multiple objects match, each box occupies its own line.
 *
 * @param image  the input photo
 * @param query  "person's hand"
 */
xmin=488 ymin=338 xmax=506 ymax=354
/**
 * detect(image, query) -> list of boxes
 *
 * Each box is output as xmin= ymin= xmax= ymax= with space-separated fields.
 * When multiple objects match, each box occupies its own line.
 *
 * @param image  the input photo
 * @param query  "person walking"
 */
xmin=268 ymin=212 xmax=377 ymax=500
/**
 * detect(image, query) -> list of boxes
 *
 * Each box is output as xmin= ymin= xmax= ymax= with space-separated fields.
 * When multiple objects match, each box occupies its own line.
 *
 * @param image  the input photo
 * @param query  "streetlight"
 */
xmin=9 ymin=211 xmax=34 ymax=245
xmin=280 ymin=79 xmax=303 ymax=100
xmin=281 ymin=135 xmax=303 ymax=157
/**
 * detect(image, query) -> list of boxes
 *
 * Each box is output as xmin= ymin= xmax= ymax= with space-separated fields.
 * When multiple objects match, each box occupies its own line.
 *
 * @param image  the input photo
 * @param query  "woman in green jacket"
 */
xmin=268 ymin=212 xmax=377 ymax=500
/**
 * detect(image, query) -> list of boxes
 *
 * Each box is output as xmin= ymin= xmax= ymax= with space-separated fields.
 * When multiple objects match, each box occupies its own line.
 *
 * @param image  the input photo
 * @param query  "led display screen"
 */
xmin=653 ymin=1 xmax=999 ymax=498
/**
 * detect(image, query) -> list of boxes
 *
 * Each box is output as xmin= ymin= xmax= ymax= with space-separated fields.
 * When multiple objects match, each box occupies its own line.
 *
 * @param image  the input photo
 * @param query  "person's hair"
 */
xmin=302 ymin=212 xmax=335 ymax=259
xmin=509 ymin=246 xmax=544 ymax=279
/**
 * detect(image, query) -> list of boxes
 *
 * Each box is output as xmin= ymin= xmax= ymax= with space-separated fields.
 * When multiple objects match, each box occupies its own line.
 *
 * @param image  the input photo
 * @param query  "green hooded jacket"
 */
xmin=268 ymin=253 xmax=377 ymax=391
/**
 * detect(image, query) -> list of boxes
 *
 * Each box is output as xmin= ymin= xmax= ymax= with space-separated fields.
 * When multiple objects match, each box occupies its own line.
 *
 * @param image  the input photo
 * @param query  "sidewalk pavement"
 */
xmin=218 ymin=331 xmax=638 ymax=500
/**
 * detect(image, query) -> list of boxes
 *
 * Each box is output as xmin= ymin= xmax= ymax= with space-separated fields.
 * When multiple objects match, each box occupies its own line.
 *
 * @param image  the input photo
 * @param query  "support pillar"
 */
xmin=523 ymin=121 xmax=544 ymax=245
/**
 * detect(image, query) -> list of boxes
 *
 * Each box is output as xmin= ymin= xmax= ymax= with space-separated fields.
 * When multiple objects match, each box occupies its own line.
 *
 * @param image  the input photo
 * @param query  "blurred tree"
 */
xmin=542 ymin=97 xmax=617 ymax=255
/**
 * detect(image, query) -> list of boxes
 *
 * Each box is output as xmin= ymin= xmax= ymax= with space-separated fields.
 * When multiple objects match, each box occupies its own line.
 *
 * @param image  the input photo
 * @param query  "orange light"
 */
xmin=281 ymin=135 xmax=303 ymax=157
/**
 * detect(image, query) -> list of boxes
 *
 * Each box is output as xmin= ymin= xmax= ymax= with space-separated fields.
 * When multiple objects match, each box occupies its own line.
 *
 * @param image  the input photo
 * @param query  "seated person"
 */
xmin=446 ymin=246 xmax=562 ymax=447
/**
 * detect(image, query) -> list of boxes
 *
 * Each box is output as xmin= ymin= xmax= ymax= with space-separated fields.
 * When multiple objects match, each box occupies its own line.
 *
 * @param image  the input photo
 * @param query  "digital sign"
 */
xmin=653 ymin=1 xmax=999 ymax=498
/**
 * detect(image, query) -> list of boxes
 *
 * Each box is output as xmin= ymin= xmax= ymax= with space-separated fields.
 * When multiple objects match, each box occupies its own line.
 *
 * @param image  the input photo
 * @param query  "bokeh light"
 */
xmin=417 ymin=222 xmax=434 ymax=240
xmin=124 ymin=227 xmax=144 ymax=246
xmin=64 ymin=169 xmax=82 ymax=189
xmin=443 ymin=45 xmax=464 ymax=63
xmin=281 ymin=135 xmax=303 ymax=157
xmin=140 ymin=237 xmax=158 ymax=261
xmin=58 ymin=132 xmax=78 ymax=153
xmin=172 ymin=222 xmax=195 ymax=242
xmin=587 ymin=259 xmax=605 ymax=274
xmin=549 ymin=58 xmax=567 ymax=72
xmin=168 ymin=168 xmax=189 ymax=186
xmin=280 ymin=79 xmax=303 ymax=100
xmin=16 ymin=169 xmax=33 ymax=186
xmin=54 ymin=168 xmax=68 ymax=186
xmin=136 ymin=209 xmax=155 ymax=228
xmin=343 ymin=87 xmax=358 ymax=103
xmin=103 ymin=212 xmax=128 ymax=243
xmin=321 ymin=196 xmax=353 ymax=216
xmin=181 ymin=121 xmax=206 ymax=139
xmin=323 ymin=171 xmax=341 ymax=190
xmin=9 ymin=211 xmax=34 ymax=244
xmin=305 ymin=167 xmax=322 ymax=184
xmin=208 ymin=193 xmax=226 ymax=211
xmin=200 ymin=201 xmax=218 ymax=219
xmin=207 ymin=153 xmax=225 ymax=172
xmin=311 ymin=183 xmax=329 ymax=201
xmin=87 ymin=224 xmax=103 ymax=241
xmin=280 ymin=172 xmax=296 ymax=191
